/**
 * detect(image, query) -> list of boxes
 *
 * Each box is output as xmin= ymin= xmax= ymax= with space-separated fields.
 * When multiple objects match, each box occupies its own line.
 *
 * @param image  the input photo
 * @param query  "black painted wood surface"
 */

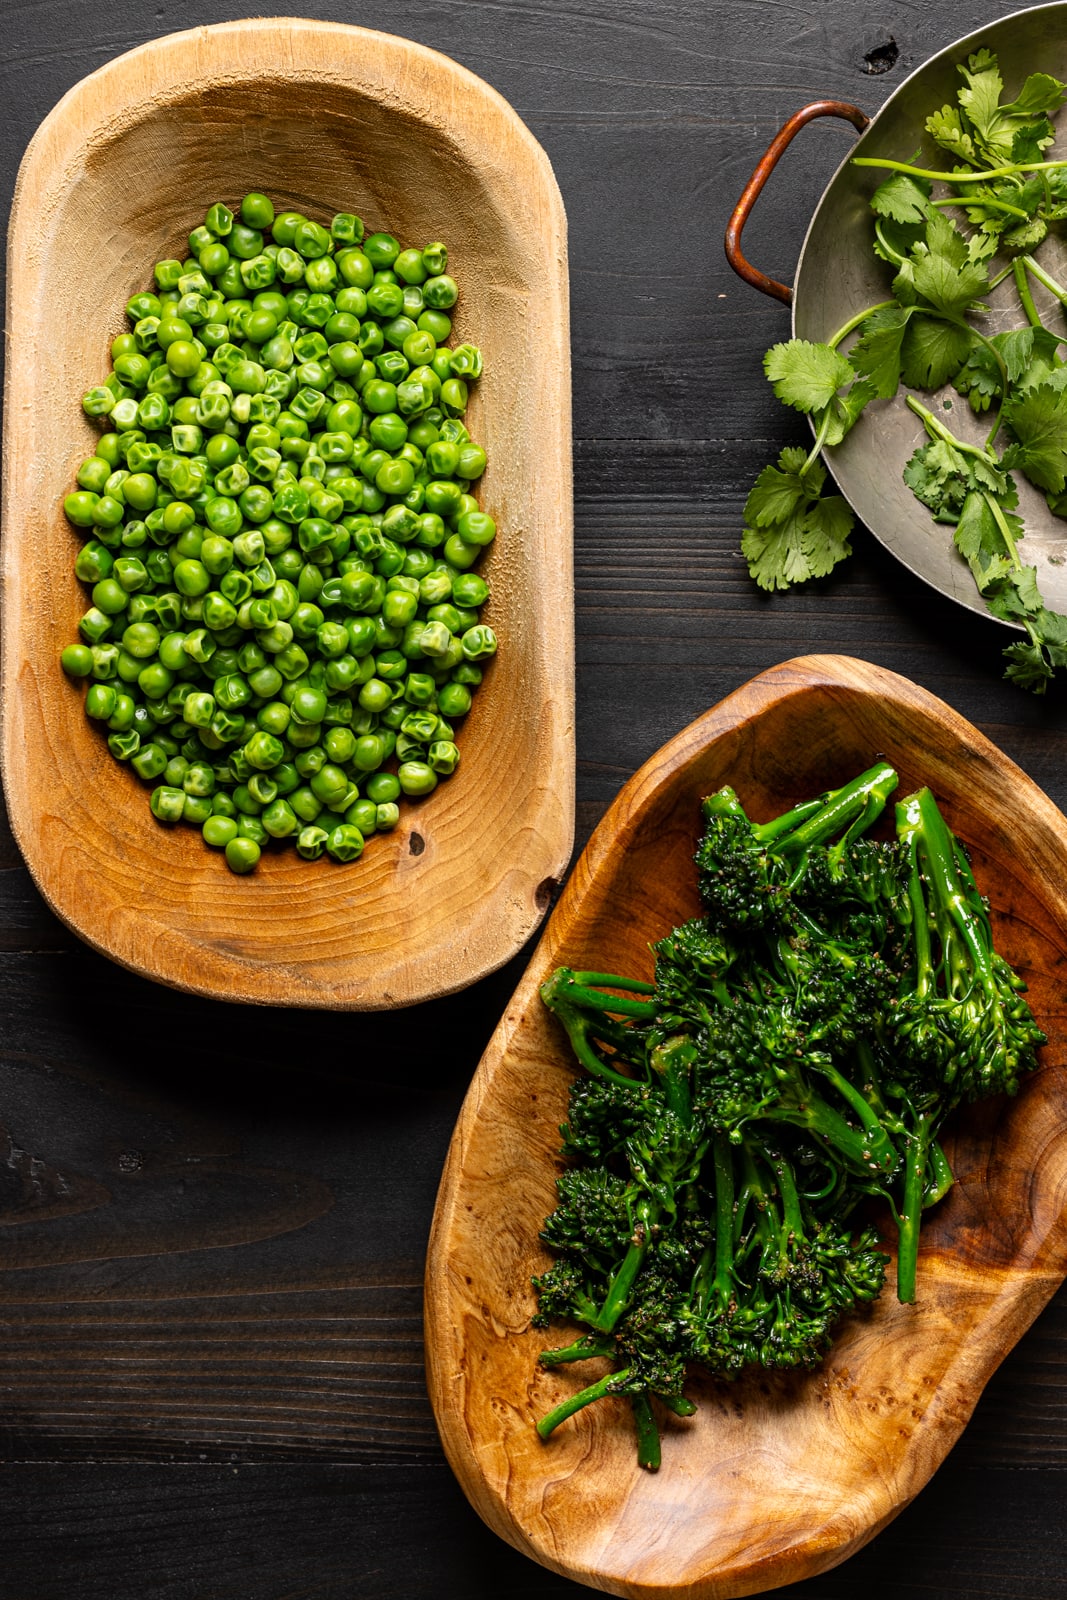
xmin=3 ymin=1 xmax=1067 ymax=1596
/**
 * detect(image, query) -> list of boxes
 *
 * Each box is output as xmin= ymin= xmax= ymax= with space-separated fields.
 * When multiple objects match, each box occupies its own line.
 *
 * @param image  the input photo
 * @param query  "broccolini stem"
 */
xmin=572 ymin=971 xmax=656 ymax=997
xmin=896 ymin=1109 xmax=940 ymax=1304
xmin=762 ymin=1083 xmax=897 ymax=1179
xmin=696 ymin=1133 xmax=738 ymax=1315
xmin=658 ymin=1393 xmax=698 ymax=1417
xmin=650 ymin=1035 xmax=694 ymax=1127
xmin=769 ymin=1146 xmax=806 ymax=1243
xmin=768 ymin=762 xmax=899 ymax=862
xmin=631 ymin=1391 xmax=661 ymax=1470
xmin=809 ymin=1057 xmax=900 ymax=1175
xmin=897 ymin=791 xmax=998 ymax=1000
xmin=540 ymin=967 xmax=652 ymax=1087
xmin=560 ymin=975 xmax=659 ymax=1019
xmin=924 ymin=1137 xmax=955 ymax=1208
xmin=854 ymin=1037 xmax=890 ymax=1123
xmin=536 ymin=1366 xmax=635 ymax=1439
xmin=590 ymin=1199 xmax=656 ymax=1333
xmin=539 ymin=1335 xmax=616 ymax=1366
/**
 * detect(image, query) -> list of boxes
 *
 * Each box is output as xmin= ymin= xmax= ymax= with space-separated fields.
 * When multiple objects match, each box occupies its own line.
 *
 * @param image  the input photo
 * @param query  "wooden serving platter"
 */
xmin=425 ymin=654 xmax=1067 ymax=1598
xmin=1 ymin=18 xmax=573 ymax=1008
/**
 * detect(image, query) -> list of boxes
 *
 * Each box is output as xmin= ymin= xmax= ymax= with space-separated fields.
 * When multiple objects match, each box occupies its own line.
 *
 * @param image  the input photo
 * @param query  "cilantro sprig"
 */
xmin=742 ymin=46 xmax=1067 ymax=691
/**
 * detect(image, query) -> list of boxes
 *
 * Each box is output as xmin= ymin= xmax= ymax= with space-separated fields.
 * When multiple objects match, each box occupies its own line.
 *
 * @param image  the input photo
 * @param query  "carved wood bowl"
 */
xmin=1 ymin=18 xmax=573 ymax=1008
xmin=426 ymin=655 xmax=1067 ymax=1598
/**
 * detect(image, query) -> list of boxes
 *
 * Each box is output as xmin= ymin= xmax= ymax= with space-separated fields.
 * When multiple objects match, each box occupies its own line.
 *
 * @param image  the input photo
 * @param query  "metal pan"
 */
xmin=726 ymin=3 xmax=1067 ymax=618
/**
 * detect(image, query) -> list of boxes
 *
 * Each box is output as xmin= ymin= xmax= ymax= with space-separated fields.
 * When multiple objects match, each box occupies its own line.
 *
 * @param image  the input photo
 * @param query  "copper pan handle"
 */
xmin=725 ymin=101 xmax=870 ymax=305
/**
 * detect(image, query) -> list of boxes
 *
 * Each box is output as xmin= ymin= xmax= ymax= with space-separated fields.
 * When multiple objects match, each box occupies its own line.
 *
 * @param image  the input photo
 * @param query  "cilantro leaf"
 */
xmin=804 ymin=495 xmax=854 ymax=567
xmin=903 ymin=438 xmax=973 ymax=514
xmin=956 ymin=50 xmax=1065 ymax=163
xmin=899 ymin=315 xmax=973 ymax=390
xmin=741 ymin=500 xmax=853 ymax=590
xmin=925 ymin=105 xmax=978 ymax=164
xmin=997 ymin=327 xmax=1037 ymax=385
xmin=763 ymin=341 xmax=855 ymax=414
xmin=847 ymin=305 xmax=912 ymax=398
xmin=743 ymin=447 xmax=811 ymax=527
xmin=1034 ymin=606 xmax=1067 ymax=648
xmin=1003 ymin=640 xmax=1054 ymax=692
xmin=1002 ymin=381 xmax=1067 ymax=491
xmin=905 ymin=213 xmax=989 ymax=317
xmin=953 ymin=341 xmax=1003 ymax=413
xmin=1002 ymin=216 xmax=1048 ymax=252
xmin=956 ymin=51 xmax=1005 ymax=146
xmin=741 ymin=448 xmax=853 ymax=591
xmin=1011 ymin=326 xmax=1063 ymax=393
xmin=822 ymin=378 xmax=879 ymax=445
xmin=953 ymin=488 xmax=994 ymax=567
xmin=872 ymin=215 xmax=929 ymax=266
xmin=1011 ymin=72 xmax=1067 ymax=120
xmin=870 ymin=170 xmax=933 ymax=224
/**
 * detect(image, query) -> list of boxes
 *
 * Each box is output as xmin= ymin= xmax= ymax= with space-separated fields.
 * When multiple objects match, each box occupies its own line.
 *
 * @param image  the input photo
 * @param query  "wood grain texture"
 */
xmin=1 ymin=17 xmax=574 ymax=1009
xmin=426 ymin=655 xmax=1067 ymax=1599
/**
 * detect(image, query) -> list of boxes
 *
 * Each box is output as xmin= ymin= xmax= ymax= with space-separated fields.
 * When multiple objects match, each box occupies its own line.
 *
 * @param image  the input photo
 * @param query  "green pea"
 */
xmin=398 ymin=760 xmax=438 ymax=796
xmin=61 ymin=643 xmax=94 ymax=678
xmin=325 ymin=823 xmax=364 ymax=862
xmin=423 ymin=274 xmax=459 ymax=309
xmin=149 ymin=785 xmax=186 ymax=822
xmin=260 ymin=797 xmax=298 ymax=838
xmin=225 ymin=836 xmax=261 ymax=873
xmin=456 ymin=511 xmax=496 ymax=546
xmin=295 ymin=824 xmax=329 ymax=859
xmin=437 ymin=681 xmax=472 ymax=717
xmin=91 ymin=579 xmax=128 ymax=617
xmin=85 ymin=683 xmax=118 ymax=720
xmin=122 ymin=621 xmax=162 ymax=659
xmin=203 ymin=814 xmax=239 ymax=847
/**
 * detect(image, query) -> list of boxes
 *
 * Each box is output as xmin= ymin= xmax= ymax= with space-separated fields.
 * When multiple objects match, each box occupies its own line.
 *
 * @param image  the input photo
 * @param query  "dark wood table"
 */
xmin=2 ymin=1 xmax=1066 ymax=1595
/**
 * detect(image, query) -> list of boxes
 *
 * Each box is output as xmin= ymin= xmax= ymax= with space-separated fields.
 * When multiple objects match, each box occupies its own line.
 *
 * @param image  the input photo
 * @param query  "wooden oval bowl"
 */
xmin=426 ymin=655 xmax=1067 ymax=1598
xmin=1 ymin=18 xmax=573 ymax=1008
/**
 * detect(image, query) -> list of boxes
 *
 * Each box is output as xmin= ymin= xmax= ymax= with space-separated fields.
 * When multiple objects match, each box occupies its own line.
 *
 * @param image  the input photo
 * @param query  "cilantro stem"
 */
xmin=988 ymin=262 xmax=1017 ymax=291
xmin=906 ymin=394 xmax=999 ymax=464
xmin=1014 ymin=258 xmax=1043 ymax=330
xmin=853 ymin=155 xmax=1067 ymax=183
xmin=827 ymin=299 xmax=896 ymax=351
xmin=803 ymin=405 xmax=835 ymax=475
xmin=978 ymin=490 xmax=1052 ymax=663
xmin=983 ymin=489 xmax=1026 ymax=568
xmin=1021 ymin=254 xmax=1067 ymax=308
xmin=931 ymin=194 xmax=1030 ymax=220
xmin=874 ymin=220 xmax=907 ymax=268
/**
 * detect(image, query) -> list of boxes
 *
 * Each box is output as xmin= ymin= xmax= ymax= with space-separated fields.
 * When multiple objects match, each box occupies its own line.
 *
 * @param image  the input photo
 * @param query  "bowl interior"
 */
xmin=4 ymin=22 xmax=572 ymax=1006
xmin=427 ymin=659 xmax=1067 ymax=1597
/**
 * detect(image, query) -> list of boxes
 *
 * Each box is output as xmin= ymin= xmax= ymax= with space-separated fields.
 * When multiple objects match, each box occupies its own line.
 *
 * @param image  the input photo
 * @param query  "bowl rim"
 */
xmin=1 ymin=16 xmax=575 ymax=1009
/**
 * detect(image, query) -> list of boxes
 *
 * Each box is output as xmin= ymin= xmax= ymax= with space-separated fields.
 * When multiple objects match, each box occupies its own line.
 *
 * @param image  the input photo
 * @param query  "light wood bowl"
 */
xmin=1 ymin=18 xmax=573 ymax=1009
xmin=426 ymin=655 xmax=1067 ymax=1598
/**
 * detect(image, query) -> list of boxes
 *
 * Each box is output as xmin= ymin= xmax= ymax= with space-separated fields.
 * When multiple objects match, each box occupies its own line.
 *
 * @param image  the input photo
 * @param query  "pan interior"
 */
xmin=794 ymin=2 xmax=1067 ymax=619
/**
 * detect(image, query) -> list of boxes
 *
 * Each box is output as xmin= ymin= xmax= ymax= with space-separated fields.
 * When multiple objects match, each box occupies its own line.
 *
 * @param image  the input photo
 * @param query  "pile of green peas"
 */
xmin=60 ymin=191 xmax=498 ymax=875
